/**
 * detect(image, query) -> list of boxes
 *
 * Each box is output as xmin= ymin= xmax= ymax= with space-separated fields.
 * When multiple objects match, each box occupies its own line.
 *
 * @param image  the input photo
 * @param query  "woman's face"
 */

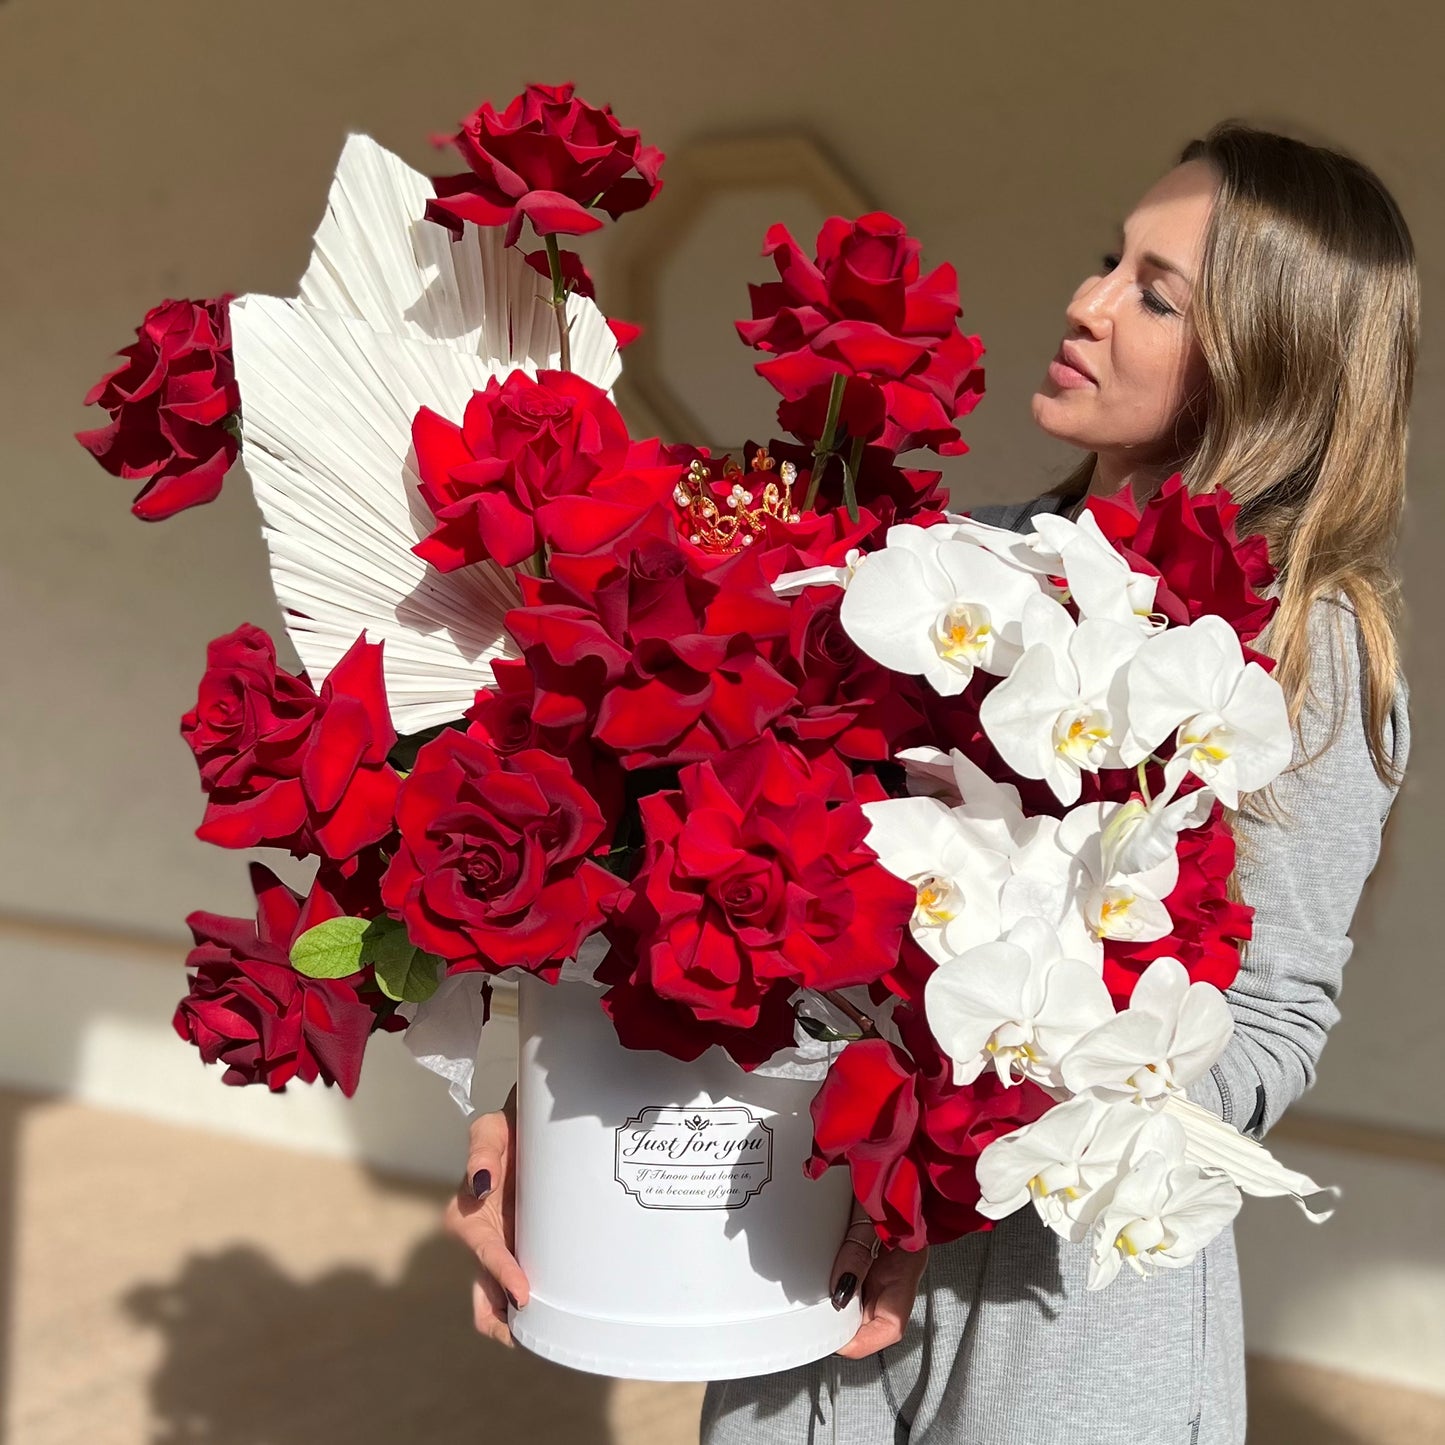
xmin=1031 ymin=159 xmax=1219 ymax=465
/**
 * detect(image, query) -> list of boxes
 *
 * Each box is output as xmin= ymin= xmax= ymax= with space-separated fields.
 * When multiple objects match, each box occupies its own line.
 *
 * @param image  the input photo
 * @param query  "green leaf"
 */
xmin=291 ymin=916 xmax=372 ymax=978
xmin=368 ymin=924 xmax=442 ymax=1003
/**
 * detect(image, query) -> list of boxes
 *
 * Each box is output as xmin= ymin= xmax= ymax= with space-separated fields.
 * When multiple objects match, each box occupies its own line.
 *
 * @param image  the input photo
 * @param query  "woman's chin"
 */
xmin=1030 ymin=386 xmax=1092 ymax=443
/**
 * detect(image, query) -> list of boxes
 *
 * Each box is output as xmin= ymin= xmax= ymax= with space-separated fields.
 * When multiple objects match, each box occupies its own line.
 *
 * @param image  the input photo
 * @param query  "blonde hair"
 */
xmin=1052 ymin=120 xmax=1417 ymax=787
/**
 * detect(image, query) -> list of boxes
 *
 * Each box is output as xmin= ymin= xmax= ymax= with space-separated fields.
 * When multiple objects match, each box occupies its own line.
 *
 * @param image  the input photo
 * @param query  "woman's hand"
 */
xmin=829 ymin=1213 xmax=928 ymax=1359
xmin=442 ymin=1083 xmax=531 ymax=1348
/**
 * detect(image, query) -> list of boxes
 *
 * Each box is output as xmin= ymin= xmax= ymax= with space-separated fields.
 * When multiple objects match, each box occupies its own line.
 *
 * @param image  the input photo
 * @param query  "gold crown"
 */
xmin=673 ymin=448 xmax=802 ymax=553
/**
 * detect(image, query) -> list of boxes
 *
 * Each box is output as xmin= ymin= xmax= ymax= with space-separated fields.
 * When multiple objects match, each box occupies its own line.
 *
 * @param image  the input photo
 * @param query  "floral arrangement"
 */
xmin=79 ymin=82 xmax=1328 ymax=1289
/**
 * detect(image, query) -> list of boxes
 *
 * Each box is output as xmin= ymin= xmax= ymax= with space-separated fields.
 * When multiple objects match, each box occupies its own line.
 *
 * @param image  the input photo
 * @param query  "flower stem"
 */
xmin=543 ymin=234 xmax=572 ymax=372
xmin=841 ymin=434 xmax=865 ymax=524
xmin=819 ymin=989 xmax=877 ymax=1039
xmin=1136 ymin=760 xmax=1153 ymax=805
xmin=801 ymin=373 xmax=848 ymax=511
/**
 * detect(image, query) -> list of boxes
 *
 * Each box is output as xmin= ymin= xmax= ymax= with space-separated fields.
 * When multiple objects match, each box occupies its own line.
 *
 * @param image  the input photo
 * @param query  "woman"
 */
xmin=447 ymin=120 xmax=1415 ymax=1444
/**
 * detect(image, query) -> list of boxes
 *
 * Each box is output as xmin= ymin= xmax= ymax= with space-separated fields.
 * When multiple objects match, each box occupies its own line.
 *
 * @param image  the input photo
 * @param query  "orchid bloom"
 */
xmin=896 ymin=745 xmax=1027 ymax=835
xmin=975 ymin=1093 xmax=1152 ymax=1242
xmin=936 ymin=512 xmax=1068 ymax=593
xmin=979 ymin=593 xmax=1146 ymax=805
xmin=839 ymin=524 xmax=1044 ymax=695
xmin=1056 ymin=802 xmax=1179 ymax=946
xmin=894 ymin=747 xmax=1103 ymax=964
xmin=924 ymin=916 xmax=1115 ymax=1090
xmin=1060 ymin=956 xmax=1234 ymax=1106
xmin=1030 ymin=510 xmax=1164 ymax=633
xmin=1097 ymin=754 xmax=1215 ymax=877
xmin=1121 ymin=614 xmax=1293 ymax=809
xmin=860 ymin=792 xmax=1011 ymax=964
xmin=1087 ymin=1124 xmax=1242 ymax=1289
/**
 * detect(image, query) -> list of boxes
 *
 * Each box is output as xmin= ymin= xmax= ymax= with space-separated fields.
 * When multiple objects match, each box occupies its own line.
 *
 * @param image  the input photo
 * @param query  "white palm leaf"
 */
xmin=229 ymin=133 xmax=624 ymax=732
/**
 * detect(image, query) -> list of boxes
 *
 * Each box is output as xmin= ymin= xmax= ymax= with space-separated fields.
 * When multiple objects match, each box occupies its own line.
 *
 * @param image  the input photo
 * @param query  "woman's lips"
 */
xmin=1047 ymin=355 xmax=1097 ymax=389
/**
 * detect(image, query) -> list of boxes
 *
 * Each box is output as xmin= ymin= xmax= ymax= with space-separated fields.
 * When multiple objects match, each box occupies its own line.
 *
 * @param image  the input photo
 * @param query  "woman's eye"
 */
xmin=1101 ymin=253 xmax=1175 ymax=317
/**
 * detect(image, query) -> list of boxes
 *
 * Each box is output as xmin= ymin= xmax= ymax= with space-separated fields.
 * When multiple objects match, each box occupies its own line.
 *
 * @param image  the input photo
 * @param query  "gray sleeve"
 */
xmin=1187 ymin=597 xmax=1410 ymax=1138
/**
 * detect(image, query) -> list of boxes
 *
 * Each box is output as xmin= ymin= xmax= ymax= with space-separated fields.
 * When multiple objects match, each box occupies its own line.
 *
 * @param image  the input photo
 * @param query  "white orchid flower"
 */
xmin=771 ymin=548 xmax=863 ymax=596
xmin=936 ymin=512 xmax=1067 ymax=588
xmin=995 ymin=816 xmax=1101 ymax=967
xmin=925 ymin=917 xmax=1115 ymax=1090
xmin=1060 ymin=957 xmax=1234 ymax=1106
xmin=839 ymin=525 xmax=1044 ymax=695
xmin=861 ymin=794 xmax=1011 ymax=964
xmin=1097 ymin=754 xmax=1215 ymax=877
xmin=1087 ymin=1122 xmax=1242 ymax=1289
xmin=895 ymin=745 xmax=1026 ymax=828
xmin=976 ymin=1094 xmax=1152 ymax=1241
xmin=1056 ymin=802 xmax=1179 ymax=946
xmin=979 ymin=593 xmax=1146 ymax=805
xmin=1031 ymin=510 xmax=1164 ymax=633
xmin=891 ymin=748 xmax=1104 ymax=964
xmin=1121 ymin=614 xmax=1293 ymax=808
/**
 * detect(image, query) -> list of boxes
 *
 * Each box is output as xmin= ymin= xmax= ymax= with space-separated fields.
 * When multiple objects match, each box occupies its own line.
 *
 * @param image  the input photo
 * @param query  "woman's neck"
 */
xmin=1085 ymin=451 xmax=1185 ymax=508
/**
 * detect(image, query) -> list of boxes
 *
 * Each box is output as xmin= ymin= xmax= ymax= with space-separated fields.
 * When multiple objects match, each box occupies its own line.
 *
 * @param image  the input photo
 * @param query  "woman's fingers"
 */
xmin=829 ymin=1211 xmax=884 ymax=1316
xmin=471 ymin=1273 xmax=515 ymax=1348
xmin=835 ymin=1243 xmax=928 ymax=1360
xmin=444 ymin=1182 xmax=532 ymax=1307
xmin=445 ymin=1086 xmax=532 ymax=1317
xmin=462 ymin=1090 xmax=515 ymax=1209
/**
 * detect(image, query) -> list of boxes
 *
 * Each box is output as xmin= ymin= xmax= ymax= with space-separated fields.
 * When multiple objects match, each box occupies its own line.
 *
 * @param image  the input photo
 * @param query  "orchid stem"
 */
xmin=1136 ymin=761 xmax=1153 ymax=805
xmin=801 ymin=374 xmax=848 ymax=511
xmin=543 ymin=234 xmax=572 ymax=372
xmin=819 ymin=989 xmax=877 ymax=1039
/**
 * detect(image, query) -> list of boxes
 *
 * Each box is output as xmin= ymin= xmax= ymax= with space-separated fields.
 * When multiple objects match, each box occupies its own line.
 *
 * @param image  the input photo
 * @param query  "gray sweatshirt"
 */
xmin=700 ymin=490 xmax=1411 ymax=1445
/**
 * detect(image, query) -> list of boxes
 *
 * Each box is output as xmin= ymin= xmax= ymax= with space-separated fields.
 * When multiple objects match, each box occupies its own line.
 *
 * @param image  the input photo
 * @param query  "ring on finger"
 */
xmin=844 ymin=1222 xmax=882 ymax=1258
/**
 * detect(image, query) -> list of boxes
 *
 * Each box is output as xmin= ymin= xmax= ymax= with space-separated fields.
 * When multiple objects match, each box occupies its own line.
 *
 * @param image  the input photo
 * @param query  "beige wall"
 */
xmin=2 ymin=0 xmax=1443 ymax=1387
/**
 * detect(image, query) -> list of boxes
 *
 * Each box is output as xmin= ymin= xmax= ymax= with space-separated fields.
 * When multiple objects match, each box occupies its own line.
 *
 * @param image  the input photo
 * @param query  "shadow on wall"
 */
xmin=121 ymin=1233 xmax=623 ymax=1445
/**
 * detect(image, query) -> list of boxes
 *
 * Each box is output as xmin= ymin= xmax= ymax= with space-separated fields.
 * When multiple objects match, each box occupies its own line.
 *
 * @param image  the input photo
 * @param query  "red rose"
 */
xmin=174 ymin=863 xmax=391 ymax=1095
xmin=77 ymin=296 xmax=240 ymax=520
xmin=381 ymin=732 xmax=621 ymax=979
xmin=596 ymin=966 xmax=801 ymax=1071
xmin=598 ymin=736 xmax=915 ymax=1055
xmin=805 ymin=1037 xmax=928 ymax=1248
xmin=411 ymin=370 xmax=680 ymax=572
xmin=464 ymin=658 xmax=626 ymax=833
xmin=181 ymin=624 xmax=316 ymax=849
xmin=775 ymin=586 xmax=929 ymax=763
xmin=1086 ymin=475 xmax=1278 ymax=647
xmin=426 ymin=82 xmax=664 ymax=246
xmin=182 ymin=627 xmax=401 ymax=861
xmin=806 ymin=1008 xmax=1051 ymax=1250
xmin=737 ymin=215 xmax=985 ymax=459
xmin=507 ymin=526 xmax=798 ymax=769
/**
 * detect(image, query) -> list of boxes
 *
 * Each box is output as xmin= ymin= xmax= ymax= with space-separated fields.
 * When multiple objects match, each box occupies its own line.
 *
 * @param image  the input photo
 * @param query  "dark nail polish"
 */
xmin=471 ymin=1168 xmax=493 ymax=1200
xmin=831 ymin=1273 xmax=857 ymax=1310
xmin=506 ymin=1289 xmax=520 ymax=1310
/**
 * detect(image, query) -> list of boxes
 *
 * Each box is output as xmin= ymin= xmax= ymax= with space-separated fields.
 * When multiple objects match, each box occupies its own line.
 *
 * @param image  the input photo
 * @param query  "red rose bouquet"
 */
xmin=82 ymin=87 xmax=1331 ymax=1309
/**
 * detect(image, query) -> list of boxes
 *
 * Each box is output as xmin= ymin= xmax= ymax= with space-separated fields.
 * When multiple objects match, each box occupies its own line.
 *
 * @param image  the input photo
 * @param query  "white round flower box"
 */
xmin=509 ymin=969 xmax=861 ymax=1381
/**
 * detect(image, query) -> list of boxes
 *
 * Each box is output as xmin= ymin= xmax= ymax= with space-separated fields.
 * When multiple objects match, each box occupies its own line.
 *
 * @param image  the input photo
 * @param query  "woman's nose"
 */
xmin=1064 ymin=277 xmax=1113 ymax=339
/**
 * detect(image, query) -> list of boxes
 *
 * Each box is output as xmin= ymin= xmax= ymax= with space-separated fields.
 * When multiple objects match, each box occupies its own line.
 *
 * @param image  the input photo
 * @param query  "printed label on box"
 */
xmin=614 ymin=1105 xmax=774 ymax=1210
